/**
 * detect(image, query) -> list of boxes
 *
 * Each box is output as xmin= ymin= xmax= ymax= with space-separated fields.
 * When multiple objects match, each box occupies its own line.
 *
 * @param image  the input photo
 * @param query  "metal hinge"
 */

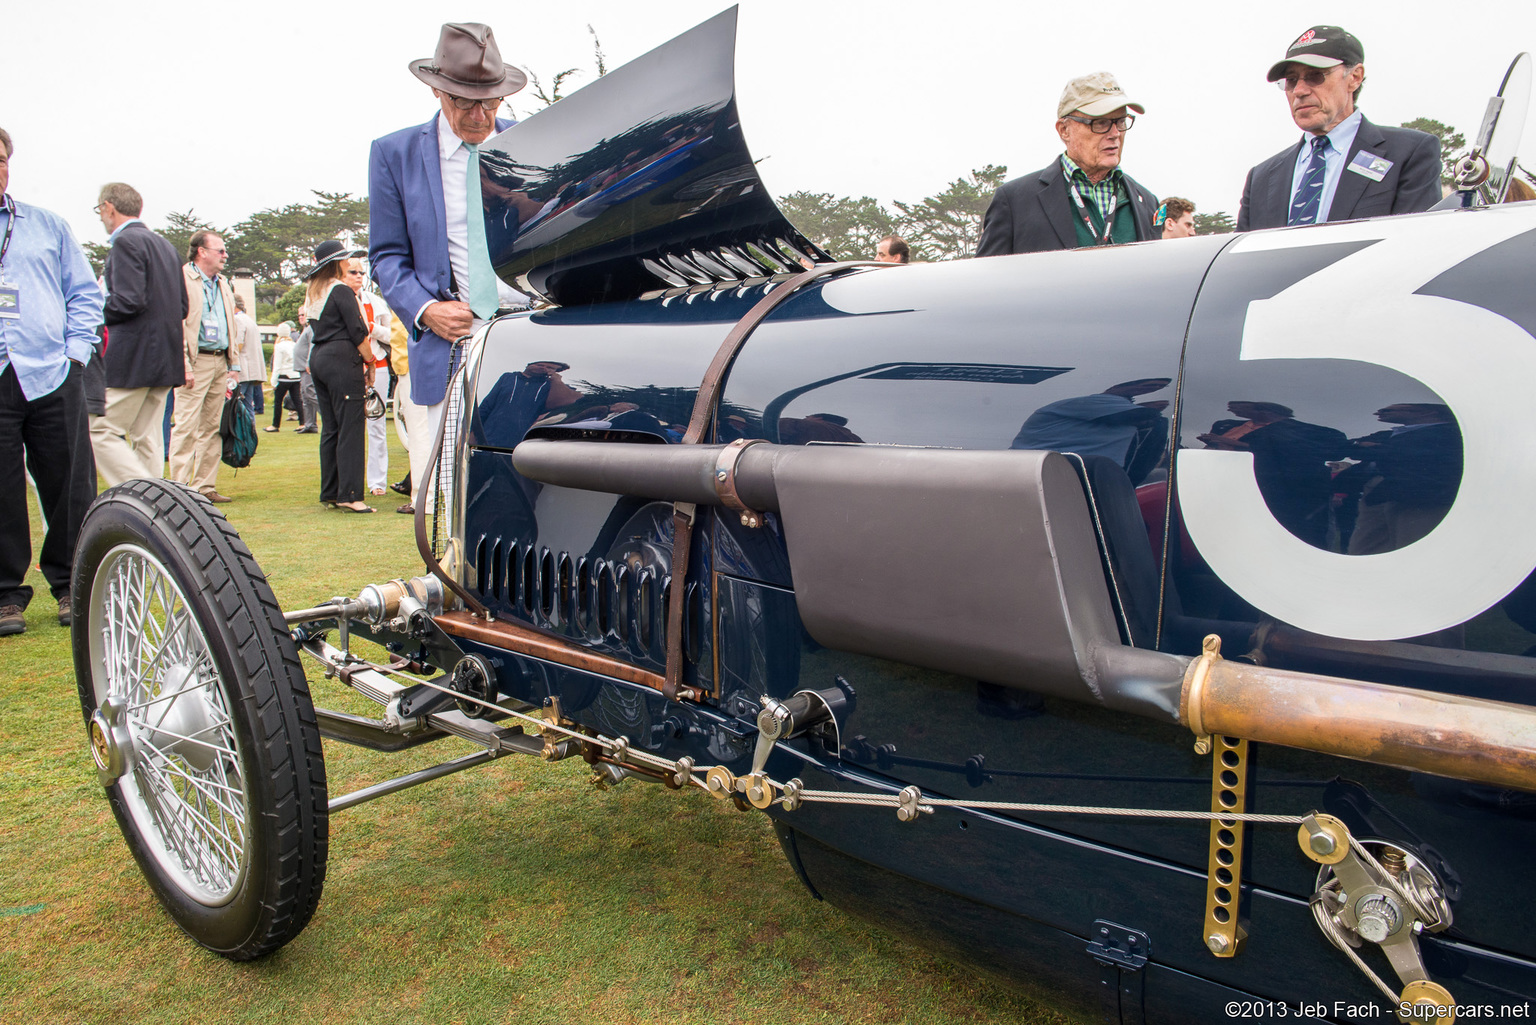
xmin=1088 ymin=920 xmax=1148 ymax=1025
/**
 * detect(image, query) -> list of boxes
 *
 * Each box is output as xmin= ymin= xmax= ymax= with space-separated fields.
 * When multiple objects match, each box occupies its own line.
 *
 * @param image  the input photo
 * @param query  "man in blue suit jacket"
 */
xmin=368 ymin=22 xmax=526 ymax=414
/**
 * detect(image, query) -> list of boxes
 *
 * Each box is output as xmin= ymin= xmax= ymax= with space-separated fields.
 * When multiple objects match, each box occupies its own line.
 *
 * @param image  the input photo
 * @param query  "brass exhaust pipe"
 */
xmin=1181 ymin=637 xmax=1536 ymax=793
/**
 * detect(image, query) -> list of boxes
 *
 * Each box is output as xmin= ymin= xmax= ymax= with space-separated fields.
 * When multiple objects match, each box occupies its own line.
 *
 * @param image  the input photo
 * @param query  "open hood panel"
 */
xmin=479 ymin=6 xmax=826 ymax=306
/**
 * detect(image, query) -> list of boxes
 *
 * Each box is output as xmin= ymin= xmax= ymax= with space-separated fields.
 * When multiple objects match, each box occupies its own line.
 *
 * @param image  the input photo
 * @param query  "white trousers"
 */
xmin=393 ymin=372 xmax=433 ymax=507
xmin=366 ymin=383 xmax=388 ymax=492
xmin=416 ymin=393 xmax=446 ymax=514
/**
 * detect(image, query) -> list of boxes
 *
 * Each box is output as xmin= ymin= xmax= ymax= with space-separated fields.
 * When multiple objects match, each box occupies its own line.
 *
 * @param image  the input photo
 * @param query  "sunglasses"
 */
xmin=1279 ymin=67 xmax=1342 ymax=91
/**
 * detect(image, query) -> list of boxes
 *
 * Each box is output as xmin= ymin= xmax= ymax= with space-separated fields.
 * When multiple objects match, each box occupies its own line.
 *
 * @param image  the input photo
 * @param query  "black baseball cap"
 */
xmin=1265 ymin=26 xmax=1364 ymax=82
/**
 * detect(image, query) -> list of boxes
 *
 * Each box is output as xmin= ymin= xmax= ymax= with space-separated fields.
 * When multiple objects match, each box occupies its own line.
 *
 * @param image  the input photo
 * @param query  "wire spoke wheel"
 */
xmin=73 ymin=480 xmax=328 ymax=959
xmin=93 ymin=544 xmax=250 ymax=904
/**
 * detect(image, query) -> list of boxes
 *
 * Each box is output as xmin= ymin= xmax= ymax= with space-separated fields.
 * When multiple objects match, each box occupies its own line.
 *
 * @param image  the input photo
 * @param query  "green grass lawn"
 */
xmin=0 ymin=408 xmax=1087 ymax=1025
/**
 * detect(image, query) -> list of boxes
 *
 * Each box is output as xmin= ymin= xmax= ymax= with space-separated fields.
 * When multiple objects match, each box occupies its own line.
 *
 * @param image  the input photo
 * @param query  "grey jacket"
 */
xmin=292 ymin=326 xmax=314 ymax=374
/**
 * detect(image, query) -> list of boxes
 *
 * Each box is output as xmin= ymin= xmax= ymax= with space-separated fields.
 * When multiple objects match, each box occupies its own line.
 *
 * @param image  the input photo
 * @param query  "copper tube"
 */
xmin=435 ymin=611 xmax=677 ymax=696
xmin=1181 ymin=659 xmax=1536 ymax=792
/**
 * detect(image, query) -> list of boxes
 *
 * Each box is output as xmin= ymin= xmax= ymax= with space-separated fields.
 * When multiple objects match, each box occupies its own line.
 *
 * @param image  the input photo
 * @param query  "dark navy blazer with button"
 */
xmin=975 ymin=160 xmax=1159 ymax=257
xmin=102 ymin=220 xmax=189 ymax=389
xmin=1237 ymin=117 xmax=1442 ymax=231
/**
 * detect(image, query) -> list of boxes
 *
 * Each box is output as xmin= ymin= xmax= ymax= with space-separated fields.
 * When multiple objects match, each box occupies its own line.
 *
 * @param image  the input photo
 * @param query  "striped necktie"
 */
xmin=1288 ymin=136 xmax=1332 ymax=226
xmin=464 ymin=143 xmax=500 ymax=320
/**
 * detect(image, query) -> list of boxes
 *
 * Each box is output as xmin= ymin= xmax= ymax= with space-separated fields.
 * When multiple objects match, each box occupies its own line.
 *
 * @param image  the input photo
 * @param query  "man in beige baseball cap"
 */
xmin=977 ymin=72 xmax=1160 ymax=256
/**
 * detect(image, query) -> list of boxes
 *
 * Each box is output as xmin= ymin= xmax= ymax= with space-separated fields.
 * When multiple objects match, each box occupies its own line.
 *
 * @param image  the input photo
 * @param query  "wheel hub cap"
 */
xmin=89 ymin=698 xmax=134 ymax=786
xmin=138 ymin=663 xmax=220 ymax=773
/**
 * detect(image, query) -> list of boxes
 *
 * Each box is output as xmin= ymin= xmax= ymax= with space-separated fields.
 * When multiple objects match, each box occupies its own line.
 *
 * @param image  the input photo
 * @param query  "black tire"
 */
xmin=71 ymin=479 xmax=328 ymax=960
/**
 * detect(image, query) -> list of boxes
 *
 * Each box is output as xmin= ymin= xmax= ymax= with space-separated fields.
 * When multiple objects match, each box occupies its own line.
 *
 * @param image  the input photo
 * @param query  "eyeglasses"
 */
xmin=1064 ymin=114 xmax=1135 ymax=134
xmin=345 ymin=269 xmax=365 ymax=276
xmin=447 ymin=93 xmax=505 ymax=112
xmin=1279 ymin=67 xmax=1340 ymax=91
xmin=201 ymin=246 xmax=228 ymax=255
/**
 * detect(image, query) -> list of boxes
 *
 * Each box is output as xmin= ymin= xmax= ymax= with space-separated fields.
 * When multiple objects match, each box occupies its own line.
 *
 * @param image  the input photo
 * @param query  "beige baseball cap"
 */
xmin=1057 ymin=72 xmax=1145 ymax=118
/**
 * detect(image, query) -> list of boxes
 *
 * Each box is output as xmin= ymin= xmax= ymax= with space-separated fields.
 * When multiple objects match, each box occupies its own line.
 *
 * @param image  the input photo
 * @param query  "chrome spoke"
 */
xmin=137 ymin=749 xmax=242 ymax=883
xmin=127 ymin=714 xmax=239 ymax=759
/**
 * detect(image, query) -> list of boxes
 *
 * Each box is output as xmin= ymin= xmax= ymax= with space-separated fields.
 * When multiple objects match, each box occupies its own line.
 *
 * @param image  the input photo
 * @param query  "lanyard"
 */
xmin=1068 ymin=178 xmax=1119 ymax=246
xmin=202 ymin=274 xmax=221 ymax=317
xmin=0 ymin=195 xmax=15 ymax=273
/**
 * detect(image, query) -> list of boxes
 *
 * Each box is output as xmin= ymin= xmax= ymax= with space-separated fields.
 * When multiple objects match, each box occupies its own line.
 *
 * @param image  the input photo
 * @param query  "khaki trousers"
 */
xmin=168 ymin=352 xmax=229 ymax=494
xmin=90 ymin=386 xmax=171 ymax=488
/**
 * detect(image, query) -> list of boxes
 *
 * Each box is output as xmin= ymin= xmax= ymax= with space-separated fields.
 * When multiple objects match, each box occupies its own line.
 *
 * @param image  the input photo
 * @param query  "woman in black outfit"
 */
xmin=302 ymin=240 xmax=374 ymax=512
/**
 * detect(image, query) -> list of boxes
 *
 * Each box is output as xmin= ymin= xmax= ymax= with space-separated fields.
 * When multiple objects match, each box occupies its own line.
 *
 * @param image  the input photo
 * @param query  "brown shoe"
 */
xmin=396 ymin=503 xmax=415 ymax=514
xmin=57 ymin=594 xmax=72 ymax=627
xmin=0 ymin=604 xmax=23 ymax=636
xmin=202 ymin=490 xmax=234 ymax=504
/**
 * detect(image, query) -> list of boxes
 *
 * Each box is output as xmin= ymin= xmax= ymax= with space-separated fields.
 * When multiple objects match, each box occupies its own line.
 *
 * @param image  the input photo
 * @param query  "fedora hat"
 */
xmin=410 ymin=22 xmax=527 ymax=99
xmin=302 ymin=239 xmax=366 ymax=281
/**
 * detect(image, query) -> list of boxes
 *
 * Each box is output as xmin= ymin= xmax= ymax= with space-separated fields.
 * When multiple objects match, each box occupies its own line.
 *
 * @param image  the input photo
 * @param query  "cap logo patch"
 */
xmin=1295 ymin=29 xmax=1316 ymax=45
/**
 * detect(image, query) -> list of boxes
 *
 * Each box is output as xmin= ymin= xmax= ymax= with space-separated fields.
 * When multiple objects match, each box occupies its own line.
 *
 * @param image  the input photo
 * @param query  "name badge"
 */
xmin=0 ymin=284 xmax=19 ymax=321
xmin=1347 ymin=150 xmax=1394 ymax=182
xmin=201 ymin=317 xmax=221 ymax=344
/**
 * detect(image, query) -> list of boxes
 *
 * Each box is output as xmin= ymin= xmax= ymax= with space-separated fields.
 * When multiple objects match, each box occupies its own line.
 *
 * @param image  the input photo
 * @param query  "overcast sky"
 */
xmin=7 ymin=0 xmax=1531 ymax=249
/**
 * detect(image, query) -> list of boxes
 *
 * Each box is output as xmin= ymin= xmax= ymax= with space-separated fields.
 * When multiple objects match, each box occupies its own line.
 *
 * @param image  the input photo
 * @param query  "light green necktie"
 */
xmin=464 ymin=143 xmax=500 ymax=320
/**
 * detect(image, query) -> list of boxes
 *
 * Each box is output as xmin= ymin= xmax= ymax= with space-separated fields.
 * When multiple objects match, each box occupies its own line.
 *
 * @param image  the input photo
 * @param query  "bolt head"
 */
xmin=1206 ymin=933 xmax=1231 ymax=954
xmin=1357 ymin=915 xmax=1390 ymax=944
xmin=1308 ymin=831 xmax=1337 ymax=856
xmin=716 ymin=469 xmax=728 ymax=481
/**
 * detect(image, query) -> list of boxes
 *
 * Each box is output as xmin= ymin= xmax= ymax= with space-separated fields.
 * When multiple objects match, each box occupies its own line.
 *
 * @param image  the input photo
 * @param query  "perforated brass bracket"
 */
xmin=1203 ymin=733 xmax=1249 ymax=957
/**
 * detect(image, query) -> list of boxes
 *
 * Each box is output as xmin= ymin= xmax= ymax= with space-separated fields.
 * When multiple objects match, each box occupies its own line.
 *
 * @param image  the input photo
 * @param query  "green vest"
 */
xmin=1066 ymin=177 xmax=1138 ymax=248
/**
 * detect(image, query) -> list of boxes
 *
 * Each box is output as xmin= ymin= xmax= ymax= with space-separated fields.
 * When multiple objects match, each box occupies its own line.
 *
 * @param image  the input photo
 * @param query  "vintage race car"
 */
xmin=72 ymin=10 xmax=1536 ymax=1023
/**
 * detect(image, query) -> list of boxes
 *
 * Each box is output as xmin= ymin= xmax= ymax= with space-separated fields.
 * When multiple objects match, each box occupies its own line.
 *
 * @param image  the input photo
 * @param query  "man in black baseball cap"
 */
xmin=1237 ymin=25 xmax=1442 ymax=230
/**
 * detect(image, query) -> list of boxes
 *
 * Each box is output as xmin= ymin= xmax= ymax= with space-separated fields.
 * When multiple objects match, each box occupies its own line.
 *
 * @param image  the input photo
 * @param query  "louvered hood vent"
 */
xmin=477 ymin=6 xmax=826 ymax=307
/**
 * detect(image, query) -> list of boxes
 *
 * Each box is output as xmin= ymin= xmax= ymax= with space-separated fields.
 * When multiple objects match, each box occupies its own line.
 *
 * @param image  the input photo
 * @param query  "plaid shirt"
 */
xmin=1060 ymin=154 xmax=1126 ymax=226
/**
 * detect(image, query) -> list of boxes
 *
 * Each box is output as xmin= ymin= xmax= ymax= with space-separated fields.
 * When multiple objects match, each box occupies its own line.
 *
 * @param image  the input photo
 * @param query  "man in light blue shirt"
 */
xmin=0 ymin=127 xmax=106 ymax=636
xmin=1237 ymin=25 xmax=1441 ymax=230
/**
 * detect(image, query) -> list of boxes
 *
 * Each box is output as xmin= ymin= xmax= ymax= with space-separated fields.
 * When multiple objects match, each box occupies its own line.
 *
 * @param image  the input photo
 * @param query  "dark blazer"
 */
xmin=1237 ymin=116 xmax=1442 ymax=231
xmin=368 ymin=112 xmax=513 ymax=407
xmin=976 ymin=159 xmax=1159 ymax=257
xmin=101 ymin=220 xmax=188 ymax=389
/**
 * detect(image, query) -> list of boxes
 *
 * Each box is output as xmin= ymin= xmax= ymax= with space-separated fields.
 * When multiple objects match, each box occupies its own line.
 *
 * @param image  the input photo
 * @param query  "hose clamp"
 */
xmin=713 ymin=438 xmax=766 ymax=528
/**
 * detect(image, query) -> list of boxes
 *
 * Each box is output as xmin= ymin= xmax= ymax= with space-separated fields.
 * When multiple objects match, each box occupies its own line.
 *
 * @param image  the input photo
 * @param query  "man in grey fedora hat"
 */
xmin=368 ymin=22 xmax=532 ymax=513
